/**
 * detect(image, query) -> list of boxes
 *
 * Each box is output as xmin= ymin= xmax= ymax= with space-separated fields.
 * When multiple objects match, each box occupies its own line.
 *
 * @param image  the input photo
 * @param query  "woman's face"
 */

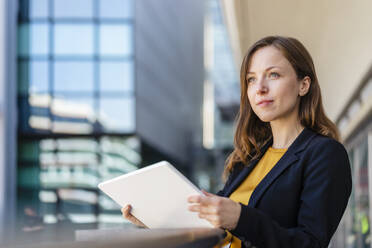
xmin=246 ymin=46 xmax=306 ymax=123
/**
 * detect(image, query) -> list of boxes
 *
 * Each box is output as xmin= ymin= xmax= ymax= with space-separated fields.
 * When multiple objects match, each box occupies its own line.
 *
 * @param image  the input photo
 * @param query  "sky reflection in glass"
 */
xmin=54 ymin=24 xmax=94 ymax=56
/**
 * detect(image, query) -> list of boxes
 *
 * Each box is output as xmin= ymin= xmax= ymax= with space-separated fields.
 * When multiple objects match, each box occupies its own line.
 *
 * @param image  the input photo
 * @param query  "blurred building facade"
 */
xmin=0 ymin=0 xmax=208 ymax=244
xmin=195 ymin=0 xmax=240 ymax=193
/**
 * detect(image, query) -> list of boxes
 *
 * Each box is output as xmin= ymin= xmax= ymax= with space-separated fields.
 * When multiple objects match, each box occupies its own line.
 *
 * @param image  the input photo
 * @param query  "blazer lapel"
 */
xmin=247 ymin=152 xmax=299 ymax=207
xmin=224 ymin=161 xmax=258 ymax=197
xmin=224 ymin=139 xmax=273 ymax=197
xmin=248 ymin=127 xmax=316 ymax=208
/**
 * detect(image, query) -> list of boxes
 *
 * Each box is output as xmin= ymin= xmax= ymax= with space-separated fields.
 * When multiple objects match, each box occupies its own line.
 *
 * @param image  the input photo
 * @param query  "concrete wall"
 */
xmin=0 ymin=0 xmax=17 ymax=241
xmin=135 ymin=0 xmax=204 ymax=164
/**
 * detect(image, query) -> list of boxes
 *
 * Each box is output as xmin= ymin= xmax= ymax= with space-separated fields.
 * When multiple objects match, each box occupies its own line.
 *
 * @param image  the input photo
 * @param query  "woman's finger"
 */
xmin=121 ymin=205 xmax=131 ymax=217
xmin=201 ymin=189 xmax=214 ymax=197
xmin=121 ymin=205 xmax=147 ymax=228
xmin=198 ymin=195 xmax=216 ymax=206
xmin=189 ymin=203 xmax=220 ymax=217
xmin=192 ymin=204 xmax=217 ymax=214
xmin=128 ymin=215 xmax=140 ymax=224
xmin=189 ymin=195 xmax=212 ymax=205
xmin=188 ymin=204 xmax=200 ymax=212
xmin=124 ymin=206 xmax=138 ymax=221
xmin=188 ymin=195 xmax=223 ymax=210
xmin=187 ymin=195 xmax=201 ymax=203
xmin=201 ymin=205 xmax=219 ymax=215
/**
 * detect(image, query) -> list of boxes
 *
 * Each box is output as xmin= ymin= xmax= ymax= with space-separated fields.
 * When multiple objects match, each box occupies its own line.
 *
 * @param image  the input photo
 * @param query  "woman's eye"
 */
xmin=247 ymin=77 xmax=255 ymax=83
xmin=269 ymin=72 xmax=280 ymax=78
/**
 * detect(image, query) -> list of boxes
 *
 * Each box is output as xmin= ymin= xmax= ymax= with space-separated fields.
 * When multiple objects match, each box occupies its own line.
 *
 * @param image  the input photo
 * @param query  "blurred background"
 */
xmin=0 ymin=0 xmax=371 ymax=247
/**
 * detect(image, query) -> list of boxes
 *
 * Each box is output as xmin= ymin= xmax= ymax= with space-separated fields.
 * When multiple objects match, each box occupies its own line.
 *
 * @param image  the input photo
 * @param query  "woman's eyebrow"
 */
xmin=247 ymin=66 xmax=281 ymax=75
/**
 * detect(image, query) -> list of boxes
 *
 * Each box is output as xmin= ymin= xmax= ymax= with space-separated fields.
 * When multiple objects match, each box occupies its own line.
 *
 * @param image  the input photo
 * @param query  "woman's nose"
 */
xmin=256 ymin=78 xmax=268 ymax=94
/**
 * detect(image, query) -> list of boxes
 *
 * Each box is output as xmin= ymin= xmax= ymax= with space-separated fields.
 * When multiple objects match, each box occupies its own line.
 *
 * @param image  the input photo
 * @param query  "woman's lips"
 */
xmin=257 ymin=100 xmax=274 ymax=107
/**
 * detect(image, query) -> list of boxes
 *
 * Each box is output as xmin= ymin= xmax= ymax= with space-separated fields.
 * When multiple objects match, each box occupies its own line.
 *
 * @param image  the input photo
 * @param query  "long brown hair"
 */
xmin=223 ymin=36 xmax=339 ymax=180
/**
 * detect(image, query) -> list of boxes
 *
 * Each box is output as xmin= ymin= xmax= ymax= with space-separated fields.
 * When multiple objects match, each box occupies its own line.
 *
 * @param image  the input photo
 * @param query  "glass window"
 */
xmin=18 ymin=23 xmax=50 ymax=56
xmin=347 ymin=138 xmax=371 ymax=247
xmin=18 ymin=95 xmax=52 ymax=132
xmin=99 ymin=24 xmax=132 ymax=56
xmin=18 ymin=62 xmax=29 ymax=94
xmin=29 ymin=0 xmax=49 ymax=19
xmin=357 ymin=139 xmax=370 ymax=246
xmin=54 ymin=24 xmax=94 ymax=56
xmin=99 ymin=61 xmax=134 ymax=92
xmin=18 ymin=140 xmax=41 ymax=162
xmin=98 ymin=0 xmax=133 ymax=19
xmin=346 ymin=149 xmax=356 ymax=246
xmin=99 ymin=97 xmax=135 ymax=132
xmin=53 ymin=0 xmax=94 ymax=19
xmin=54 ymin=61 xmax=94 ymax=92
xmin=18 ymin=166 xmax=41 ymax=188
xmin=18 ymin=60 xmax=49 ymax=94
xmin=17 ymin=0 xmax=137 ymax=234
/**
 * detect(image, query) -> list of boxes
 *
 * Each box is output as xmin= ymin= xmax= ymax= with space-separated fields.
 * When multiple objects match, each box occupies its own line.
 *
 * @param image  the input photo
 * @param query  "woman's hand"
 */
xmin=121 ymin=204 xmax=148 ymax=228
xmin=187 ymin=190 xmax=241 ymax=230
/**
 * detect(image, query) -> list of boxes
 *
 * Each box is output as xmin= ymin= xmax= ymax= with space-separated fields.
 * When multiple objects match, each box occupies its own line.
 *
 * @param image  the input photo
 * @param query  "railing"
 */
xmin=4 ymin=228 xmax=225 ymax=248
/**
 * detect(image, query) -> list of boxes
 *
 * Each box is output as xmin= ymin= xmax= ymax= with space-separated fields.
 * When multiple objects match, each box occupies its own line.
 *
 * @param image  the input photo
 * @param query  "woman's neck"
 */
xmin=270 ymin=113 xmax=304 ymax=149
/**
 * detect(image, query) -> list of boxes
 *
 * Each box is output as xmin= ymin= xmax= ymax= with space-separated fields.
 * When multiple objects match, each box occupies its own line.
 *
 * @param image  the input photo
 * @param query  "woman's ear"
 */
xmin=299 ymin=76 xmax=311 ymax=96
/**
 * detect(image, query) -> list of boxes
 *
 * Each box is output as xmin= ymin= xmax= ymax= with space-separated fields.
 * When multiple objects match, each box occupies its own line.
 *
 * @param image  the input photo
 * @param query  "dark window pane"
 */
xmin=99 ymin=61 xmax=133 ymax=92
xmin=53 ymin=0 xmax=94 ymax=18
xmin=18 ymin=166 xmax=41 ymax=188
xmin=99 ymin=97 xmax=135 ymax=132
xmin=54 ymin=61 xmax=94 ymax=92
xmin=18 ymin=60 xmax=49 ymax=94
xmin=99 ymin=0 xmax=133 ymax=19
xmin=99 ymin=24 xmax=132 ymax=56
xmin=51 ymin=95 xmax=96 ymax=134
xmin=18 ymin=94 xmax=52 ymax=132
xmin=18 ymin=23 xmax=50 ymax=56
xmin=54 ymin=24 xmax=94 ymax=56
xmin=18 ymin=140 xmax=41 ymax=162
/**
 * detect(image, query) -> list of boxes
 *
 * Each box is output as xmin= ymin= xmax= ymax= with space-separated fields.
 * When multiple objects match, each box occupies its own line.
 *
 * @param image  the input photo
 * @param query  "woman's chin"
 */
xmin=257 ymin=115 xmax=274 ymax=123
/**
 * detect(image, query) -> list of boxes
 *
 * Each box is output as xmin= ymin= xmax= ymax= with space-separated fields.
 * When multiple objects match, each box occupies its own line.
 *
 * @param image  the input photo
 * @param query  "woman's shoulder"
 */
xmin=306 ymin=131 xmax=347 ymax=155
xmin=302 ymin=131 xmax=350 ymax=171
xmin=300 ymin=131 xmax=352 ymax=189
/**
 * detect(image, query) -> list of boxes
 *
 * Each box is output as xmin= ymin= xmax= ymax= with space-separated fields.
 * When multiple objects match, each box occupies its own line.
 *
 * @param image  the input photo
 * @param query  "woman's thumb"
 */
xmin=201 ymin=189 xmax=213 ymax=196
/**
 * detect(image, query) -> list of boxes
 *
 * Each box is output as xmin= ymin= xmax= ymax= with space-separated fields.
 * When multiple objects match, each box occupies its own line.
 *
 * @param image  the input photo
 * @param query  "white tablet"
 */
xmin=98 ymin=161 xmax=213 ymax=228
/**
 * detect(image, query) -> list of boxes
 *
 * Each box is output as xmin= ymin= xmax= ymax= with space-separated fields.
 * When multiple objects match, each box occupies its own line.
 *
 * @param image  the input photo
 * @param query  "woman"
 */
xmin=122 ymin=36 xmax=352 ymax=248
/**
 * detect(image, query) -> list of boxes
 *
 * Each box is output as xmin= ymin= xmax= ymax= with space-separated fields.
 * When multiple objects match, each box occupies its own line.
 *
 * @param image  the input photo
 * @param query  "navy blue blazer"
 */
xmin=217 ymin=127 xmax=352 ymax=248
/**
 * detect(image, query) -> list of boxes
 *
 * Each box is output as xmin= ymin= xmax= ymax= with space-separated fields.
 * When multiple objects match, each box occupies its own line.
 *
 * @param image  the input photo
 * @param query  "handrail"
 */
xmin=4 ymin=228 xmax=225 ymax=248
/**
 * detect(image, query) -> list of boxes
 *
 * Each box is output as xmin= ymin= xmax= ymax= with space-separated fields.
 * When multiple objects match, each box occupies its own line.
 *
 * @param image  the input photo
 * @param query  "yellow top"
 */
xmin=220 ymin=147 xmax=287 ymax=248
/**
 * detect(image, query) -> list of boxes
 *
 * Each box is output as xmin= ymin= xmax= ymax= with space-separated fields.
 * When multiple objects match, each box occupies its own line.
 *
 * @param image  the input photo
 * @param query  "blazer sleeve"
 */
xmin=229 ymin=139 xmax=352 ymax=248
